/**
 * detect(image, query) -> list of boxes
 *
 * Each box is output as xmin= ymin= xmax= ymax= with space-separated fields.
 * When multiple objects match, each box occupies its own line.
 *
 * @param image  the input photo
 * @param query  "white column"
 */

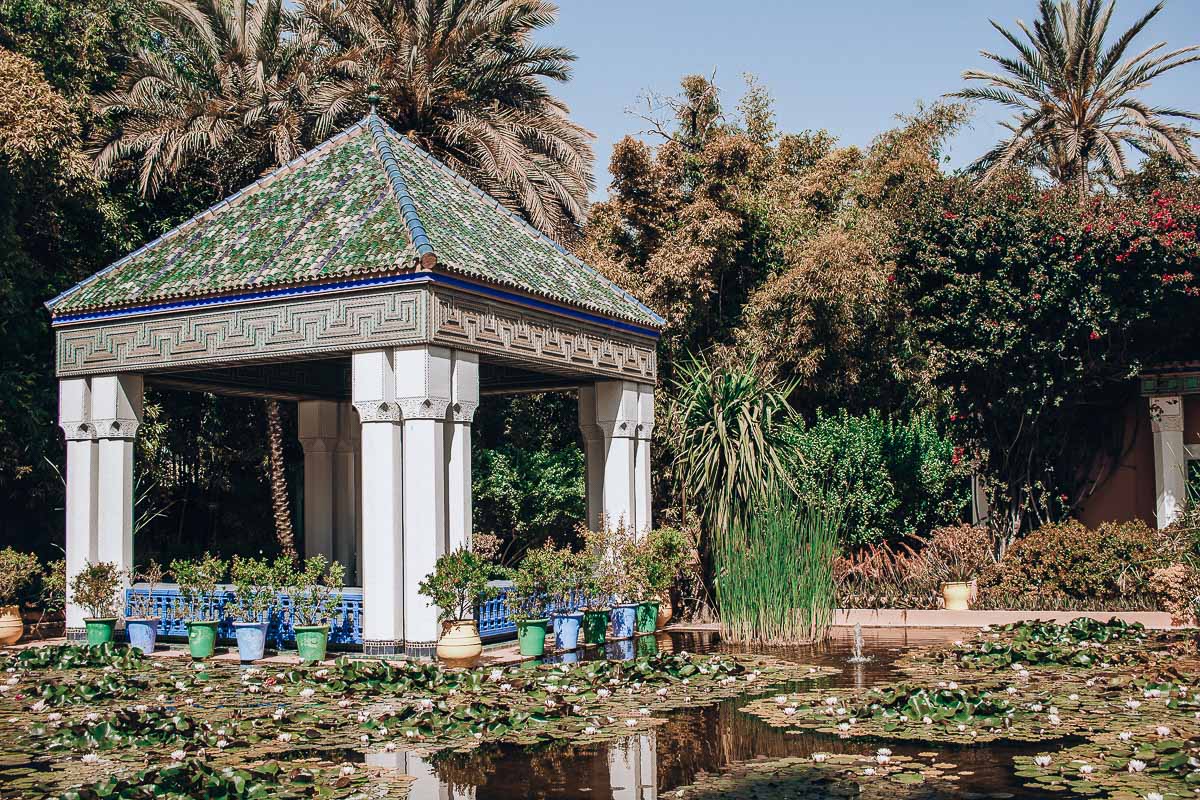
xmin=298 ymin=400 xmax=339 ymax=560
xmin=353 ymin=350 xmax=405 ymax=655
xmin=608 ymin=733 xmax=657 ymax=800
xmin=1151 ymin=395 xmax=1187 ymax=529
xmin=446 ymin=351 xmax=479 ymax=554
xmin=396 ymin=345 xmax=452 ymax=657
xmin=364 ymin=751 xmax=456 ymax=800
xmin=91 ymin=374 xmax=142 ymax=619
xmin=59 ymin=378 xmax=98 ymax=636
xmin=577 ymin=385 xmax=605 ymax=531
xmin=333 ymin=402 xmax=360 ymax=584
xmin=595 ymin=381 xmax=639 ymax=531
xmin=634 ymin=384 xmax=655 ymax=536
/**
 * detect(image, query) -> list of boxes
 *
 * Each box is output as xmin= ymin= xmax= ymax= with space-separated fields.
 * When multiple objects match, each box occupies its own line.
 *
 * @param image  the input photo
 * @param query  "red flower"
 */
xmin=942 ymin=211 xmax=958 ymax=220
xmin=1089 ymin=331 xmax=1100 ymax=341
xmin=1031 ymin=293 xmax=1041 ymax=301
xmin=886 ymin=274 xmax=896 ymax=283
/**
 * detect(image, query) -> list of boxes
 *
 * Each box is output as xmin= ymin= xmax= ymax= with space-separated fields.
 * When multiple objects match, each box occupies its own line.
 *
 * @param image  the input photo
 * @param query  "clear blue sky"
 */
xmin=543 ymin=0 xmax=1200 ymax=199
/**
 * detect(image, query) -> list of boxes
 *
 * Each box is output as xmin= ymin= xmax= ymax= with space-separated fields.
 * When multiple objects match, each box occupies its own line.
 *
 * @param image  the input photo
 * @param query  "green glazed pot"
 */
xmin=186 ymin=620 xmax=219 ymax=659
xmin=582 ymin=609 xmax=609 ymax=645
xmin=84 ymin=618 xmax=117 ymax=646
xmin=294 ymin=625 xmax=329 ymax=663
xmin=636 ymin=601 xmax=660 ymax=634
xmin=516 ymin=618 xmax=549 ymax=657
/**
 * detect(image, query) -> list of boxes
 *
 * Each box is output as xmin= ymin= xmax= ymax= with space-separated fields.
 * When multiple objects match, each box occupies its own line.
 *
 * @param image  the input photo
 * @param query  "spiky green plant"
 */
xmin=716 ymin=490 xmax=840 ymax=645
xmin=955 ymin=0 xmax=1200 ymax=196
xmin=668 ymin=354 xmax=797 ymax=540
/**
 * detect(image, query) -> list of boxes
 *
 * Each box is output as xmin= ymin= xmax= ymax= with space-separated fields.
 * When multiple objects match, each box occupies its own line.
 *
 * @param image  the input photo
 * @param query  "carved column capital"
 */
xmin=59 ymin=421 xmax=96 ymax=441
xmin=1150 ymin=395 xmax=1184 ymax=433
xmin=399 ymin=396 xmax=452 ymax=420
xmin=298 ymin=435 xmax=338 ymax=454
xmin=93 ymin=418 xmax=140 ymax=440
xmin=598 ymin=419 xmax=638 ymax=439
xmin=636 ymin=421 xmax=655 ymax=441
xmin=450 ymin=400 xmax=478 ymax=423
xmin=353 ymin=400 xmax=401 ymax=423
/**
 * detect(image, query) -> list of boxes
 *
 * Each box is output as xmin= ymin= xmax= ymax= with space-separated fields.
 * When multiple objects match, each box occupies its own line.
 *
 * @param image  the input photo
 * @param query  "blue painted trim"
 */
xmin=51 ymin=271 xmax=661 ymax=339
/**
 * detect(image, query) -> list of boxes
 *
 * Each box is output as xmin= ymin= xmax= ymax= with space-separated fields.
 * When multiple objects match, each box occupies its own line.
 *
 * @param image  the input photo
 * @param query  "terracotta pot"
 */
xmin=437 ymin=619 xmax=482 ymax=661
xmin=656 ymin=594 xmax=673 ymax=628
xmin=941 ymin=581 xmax=972 ymax=611
xmin=0 ymin=605 xmax=23 ymax=646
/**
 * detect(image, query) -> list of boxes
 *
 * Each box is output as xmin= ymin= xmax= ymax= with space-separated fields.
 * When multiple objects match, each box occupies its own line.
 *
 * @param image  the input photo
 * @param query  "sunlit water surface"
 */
xmin=406 ymin=628 xmax=1049 ymax=799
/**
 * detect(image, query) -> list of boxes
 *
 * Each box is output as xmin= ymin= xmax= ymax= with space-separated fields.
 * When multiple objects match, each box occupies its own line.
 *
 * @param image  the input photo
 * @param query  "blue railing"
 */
xmin=124 ymin=586 xmax=363 ymax=646
xmin=126 ymin=582 xmax=586 ymax=647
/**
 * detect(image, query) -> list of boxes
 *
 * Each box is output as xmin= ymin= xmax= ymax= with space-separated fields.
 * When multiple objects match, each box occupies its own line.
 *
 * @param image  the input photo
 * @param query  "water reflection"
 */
xmin=426 ymin=628 xmax=1042 ymax=799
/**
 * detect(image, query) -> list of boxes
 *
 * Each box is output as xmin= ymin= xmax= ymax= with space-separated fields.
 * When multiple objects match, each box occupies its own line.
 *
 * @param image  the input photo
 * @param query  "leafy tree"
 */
xmin=301 ymin=0 xmax=593 ymax=241
xmin=956 ymin=0 xmax=1200 ymax=195
xmin=897 ymin=172 xmax=1200 ymax=546
xmin=92 ymin=0 xmax=321 ymax=197
xmin=0 ymin=48 xmax=130 ymax=557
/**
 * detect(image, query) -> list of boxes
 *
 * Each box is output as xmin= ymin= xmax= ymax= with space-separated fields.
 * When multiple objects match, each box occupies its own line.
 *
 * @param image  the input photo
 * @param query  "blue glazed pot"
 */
xmin=234 ymin=621 xmax=270 ymax=663
xmin=612 ymin=603 xmax=638 ymax=639
xmin=555 ymin=611 xmax=583 ymax=650
xmin=613 ymin=638 xmax=635 ymax=661
xmin=551 ymin=613 xmax=564 ymax=643
xmin=126 ymin=618 xmax=159 ymax=654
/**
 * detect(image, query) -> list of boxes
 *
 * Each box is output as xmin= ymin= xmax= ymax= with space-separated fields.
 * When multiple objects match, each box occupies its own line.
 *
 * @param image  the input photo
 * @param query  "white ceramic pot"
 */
xmin=437 ymin=619 xmax=482 ymax=661
xmin=0 ymin=605 xmax=22 ymax=646
xmin=942 ymin=581 xmax=972 ymax=611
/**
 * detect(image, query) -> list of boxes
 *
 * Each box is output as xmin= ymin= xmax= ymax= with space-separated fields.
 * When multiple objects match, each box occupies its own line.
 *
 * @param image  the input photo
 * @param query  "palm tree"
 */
xmin=93 ymin=0 xmax=322 ymax=196
xmin=955 ymin=0 xmax=1200 ymax=196
xmin=302 ymin=0 xmax=594 ymax=241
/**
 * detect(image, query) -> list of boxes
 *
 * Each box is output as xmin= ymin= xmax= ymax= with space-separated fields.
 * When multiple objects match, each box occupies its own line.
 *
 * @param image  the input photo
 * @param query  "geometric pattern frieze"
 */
xmin=56 ymin=290 xmax=424 ymax=376
xmin=430 ymin=290 xmax=657 ymax=383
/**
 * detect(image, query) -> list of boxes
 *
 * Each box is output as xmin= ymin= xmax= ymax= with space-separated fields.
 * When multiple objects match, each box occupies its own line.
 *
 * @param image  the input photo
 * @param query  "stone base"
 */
xmin=404 ymin=640 xmax=437 ymax=659
xmin=66 ymin=627 xmax=86 ymax=642
xmin=362 ymin=639 xmax=403 ymax=657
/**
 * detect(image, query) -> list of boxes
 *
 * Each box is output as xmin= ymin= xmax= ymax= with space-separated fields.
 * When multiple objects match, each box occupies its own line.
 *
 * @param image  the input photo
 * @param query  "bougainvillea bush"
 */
xmin=898 ymin=174 xmax=1200 ymax=545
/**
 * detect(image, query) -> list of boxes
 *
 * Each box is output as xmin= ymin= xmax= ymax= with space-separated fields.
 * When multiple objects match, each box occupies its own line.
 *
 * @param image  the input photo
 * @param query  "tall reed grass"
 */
xmin=715 ymin=492 xmax=841 ymax=645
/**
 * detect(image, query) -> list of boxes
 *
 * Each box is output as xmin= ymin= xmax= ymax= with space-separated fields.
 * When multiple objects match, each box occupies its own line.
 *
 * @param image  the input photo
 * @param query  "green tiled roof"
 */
xmin=47 ymin=116 xmax=661 ymax=330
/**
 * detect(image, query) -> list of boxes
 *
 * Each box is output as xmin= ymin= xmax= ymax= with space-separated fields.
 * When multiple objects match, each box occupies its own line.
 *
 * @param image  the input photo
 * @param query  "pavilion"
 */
xmin=47 ymin=112 xmax=662 ymax=656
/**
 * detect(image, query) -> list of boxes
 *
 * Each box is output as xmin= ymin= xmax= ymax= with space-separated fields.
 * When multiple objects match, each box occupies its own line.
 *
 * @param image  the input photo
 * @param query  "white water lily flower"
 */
xmin=837 ymin=722 xmax=850 ymax=732
xmin=338 ymin=700 xmax=351 ymax=708
xmin=825 ymin=697 xmax=838 ymax=706
xmin=1030 ymin=703 xmax=1043 ymax=712
xmin=217 ymin=739 xmax=228 ymax=749
xmin=597 ymin=688 xmax=611 ymax=699
xmin=170 ymin=750 xmax=186 ymax=761
xmin=812 ymin=753 xmax=828 ymax=762
xmin=656 ymin=688 xmax=668 ymax=697
xmin=47 ymin=713 xmax=62 ymax=722
xmin=638 ymin=708 xmax=651 ymax=716
xmin=1006 ymin=687 xmax=1017 ymax=694
xmin=81 ymin=753 xmax=100 ymax=764
xmin=385 ymin=742 xmax=396 ymax=751
xmin=875 ymin=754 xmax=890 ymax=764
xmin=782 ymin=707 xmax=797 ymax=716
xmin=360 ymin=734 xmax=370 ymax=743
xmin=1128 ymin=760 xmax=1147 ymax=773
xmin=922 ymin=716 xmax=933 ymax=725
xmin=489 ymin=669 xmax=504 ymax=682
xmin=862 ymin=767 xmax=876 ymax=776
xmin=1034 ymin=755 xmax=1052 ymax=767
xmin=1126 ymin=699 xmax=1142 ymax=711
xmin=1156 ymin=725 xmax=1171 ymax=736
xmin=1079 ymin=764 xmax=1094 ymax=775
xmin=1119 ymin=731 xmax=1134 ymax=741
xmin=500 ymin=683 xmax=512 ymax=692
xmin=584 ymin=726 xmax=598 ymax=735
xmin=419 ymin=698 xmax=434 ymax=711
xmin=1147 ymin=793 xmax=1164 ymax=800
xmin=340 ymin=764 xmax=356 ymax=776
xmin=1048 ymin=714 xmax=1061 ymax=725
xmin=299 ymin=688 xmax=315 ymax=698
xmin=174 ymin=682 xmax=187 ymax=691
xmin=624 ymin=719 xmax=638 ymax=728
xmin=277 ymin=733 xmax=293 ymax=743
xmin=774 ymin=695 xmax=788 ymax=705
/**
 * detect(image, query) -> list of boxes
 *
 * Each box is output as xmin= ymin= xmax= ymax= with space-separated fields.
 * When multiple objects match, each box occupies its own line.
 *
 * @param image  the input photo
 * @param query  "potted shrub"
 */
xmin=925 ymin=524 xmax=994 ymax=611
xmin=552 ymin=547 xmax=586 ymax=651
xmin=418 ymin=536 xmax=498 ymax=661
xmin=69 ymin=561 xmax=124 ymax=645
xmin=579 ymin=526 xmax=619 ymax=645
xmin=288 ymin=555 xmax=344 ymax=663
xmin=0 ymin=548 xmax=40 ymax=646
xmin=170 ymin=554 xmax=226 ymax=659
xmin=635 ymin=528 xmax=688 ymax=634
xmin=507 ymin=544 xmax=562 ymax=657
xmin=34 ymin=559 xmax=66 ymax=640
xmin=609 ymin=522 xmax=644 ymax=640
xmin=229 ymin=555 xmax=291 ymax=663
xmin=125 ymin=560 xmax=165 ymax=654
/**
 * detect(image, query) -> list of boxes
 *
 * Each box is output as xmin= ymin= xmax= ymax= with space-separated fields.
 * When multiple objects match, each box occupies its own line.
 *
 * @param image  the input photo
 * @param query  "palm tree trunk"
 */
xmin=265 ymin=399 xmax=297 ymax=561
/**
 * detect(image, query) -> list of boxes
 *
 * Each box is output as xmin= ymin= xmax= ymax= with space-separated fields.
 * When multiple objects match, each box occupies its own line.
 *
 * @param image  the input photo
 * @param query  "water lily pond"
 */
xmin=0 ymin=621 xmax=1194 ymax=799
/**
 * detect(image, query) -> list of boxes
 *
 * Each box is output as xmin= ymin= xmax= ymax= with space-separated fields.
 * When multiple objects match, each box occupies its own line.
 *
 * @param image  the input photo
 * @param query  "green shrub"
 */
xmin=785 ymin=410 xmax=969 ymax=547
xmin=977 ymin=520 xmax=1161 ymax=607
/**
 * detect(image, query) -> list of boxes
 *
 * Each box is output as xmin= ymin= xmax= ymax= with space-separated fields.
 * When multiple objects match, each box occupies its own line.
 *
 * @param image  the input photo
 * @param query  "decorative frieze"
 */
xmin=430 ymin=290 xmax=656 ymax=382
xmin=55 ymin=289 xmax=424 ymax=376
